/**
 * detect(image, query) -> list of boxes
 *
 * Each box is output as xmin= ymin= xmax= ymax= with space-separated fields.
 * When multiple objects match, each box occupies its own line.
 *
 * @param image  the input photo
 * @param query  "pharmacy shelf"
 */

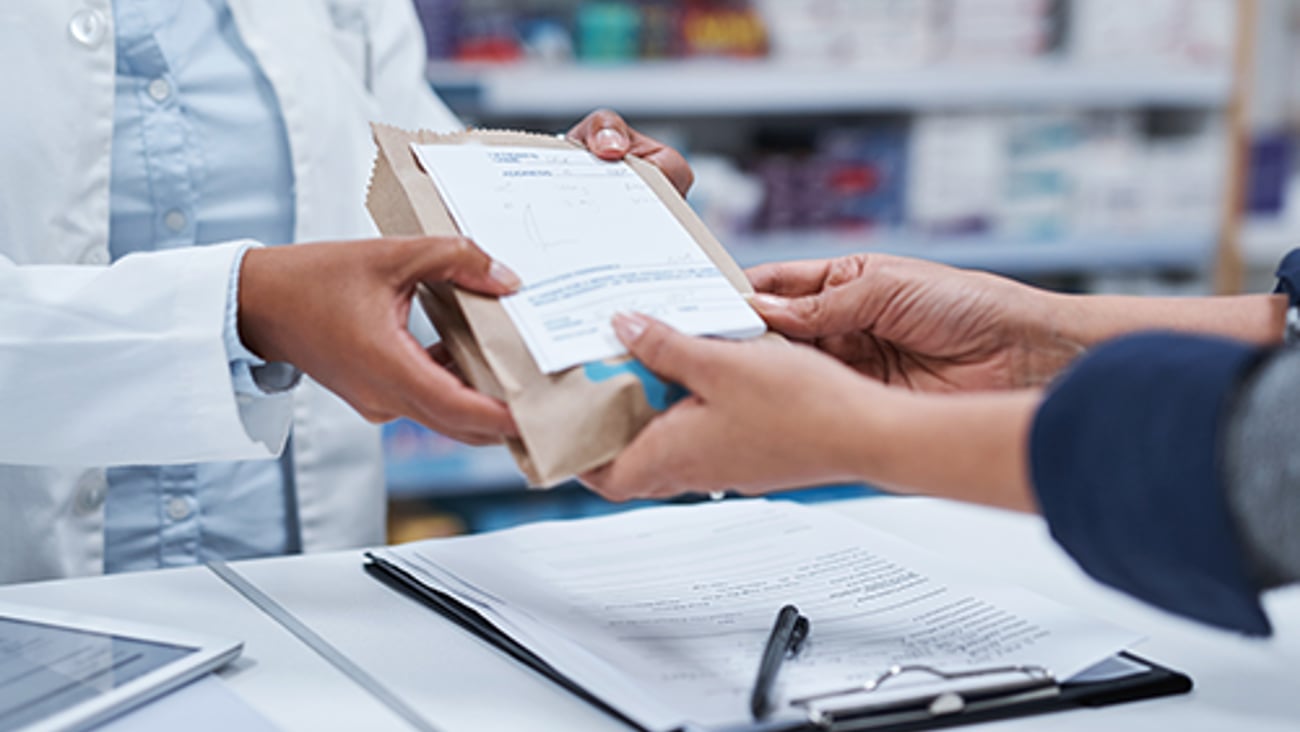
xmin=386 ymin=443 xmax=528 ymax=498
xmin=728 ymin=231 xmax=1218 ymax=277
xmin=429 ymin=61 xmax=1231 ymax=118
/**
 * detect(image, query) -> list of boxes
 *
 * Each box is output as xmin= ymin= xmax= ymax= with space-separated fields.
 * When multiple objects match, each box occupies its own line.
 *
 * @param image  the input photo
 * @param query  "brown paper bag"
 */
xmin=366 ymin=124 xmax=757 ymax=486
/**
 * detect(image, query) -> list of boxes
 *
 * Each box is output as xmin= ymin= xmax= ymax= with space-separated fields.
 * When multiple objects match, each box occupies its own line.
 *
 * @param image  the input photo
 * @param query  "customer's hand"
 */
xmin=581 ymin=313 xmax=1039 ymax=512
xmin=567 ymin=109 xmax=693 ymax=196
xmin=581 ymin=314 xmax=878 ymax=500
xmin=747 ymin=254 xmax=1084 ymax=392
xmin=237 ymin=236 xmax=520 ymax=445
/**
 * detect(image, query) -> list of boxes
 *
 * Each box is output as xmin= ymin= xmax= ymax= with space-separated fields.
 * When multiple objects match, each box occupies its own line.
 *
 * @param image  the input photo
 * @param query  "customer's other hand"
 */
xmin=581 ymin=314 xmax=876 ymax=501
xmin=237 ymin=236 xmax=519 ymax=445
xmin=567 ymin=109 xmax=693 ymax=196
xmin=747 ymin=254 xmax=1083 ymax=392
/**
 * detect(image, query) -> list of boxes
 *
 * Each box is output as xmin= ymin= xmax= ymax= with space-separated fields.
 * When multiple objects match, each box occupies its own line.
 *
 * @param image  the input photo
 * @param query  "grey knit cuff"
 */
xmin=1223 ymin=346 xmax=1300 ymax=588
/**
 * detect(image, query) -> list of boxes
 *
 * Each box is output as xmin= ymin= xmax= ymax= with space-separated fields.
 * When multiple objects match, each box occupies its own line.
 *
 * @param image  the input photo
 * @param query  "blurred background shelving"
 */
xmin=387 ymin=0 xmax=1300 ymax=536
xmin=428 ymin=62 xmax=1232 ymax=116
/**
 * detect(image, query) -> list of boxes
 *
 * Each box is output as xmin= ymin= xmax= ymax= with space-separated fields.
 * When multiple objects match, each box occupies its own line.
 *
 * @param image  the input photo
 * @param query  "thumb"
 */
xmin=749 ymin=290 xmax=859 ymax=340
xmin=404 ymin=236 xmax=521 ymax=296
xmin=611 ymin=313 xmax=720 ymax=391
xmin=567 ymin=108 xmax=632 ymax=160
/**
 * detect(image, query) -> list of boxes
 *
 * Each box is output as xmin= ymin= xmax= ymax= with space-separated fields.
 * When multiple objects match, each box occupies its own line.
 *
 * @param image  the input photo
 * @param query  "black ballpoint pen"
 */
xmin=750 ymin=604 xmax=810 ymax=720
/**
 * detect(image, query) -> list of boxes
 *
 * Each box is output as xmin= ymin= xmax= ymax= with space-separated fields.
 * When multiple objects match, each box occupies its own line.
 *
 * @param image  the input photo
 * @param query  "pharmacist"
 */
xmin=587 ymin=254 xmax=1300 ymax=636
xmin=0 ymin=1 xmax=685 ymax=584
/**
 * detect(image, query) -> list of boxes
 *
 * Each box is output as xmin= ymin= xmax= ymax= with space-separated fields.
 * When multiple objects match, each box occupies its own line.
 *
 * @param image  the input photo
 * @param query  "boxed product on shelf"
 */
xmin=413 ymin=0 xmax=463 ymax=59
xmin=735 ymin=111 xmax=1225 ymax=246
xmin=749 ymin=124 xmax=907 ymax=233
xmin=754 ymin=0 xmax=936 ymax=68
xmin=1136 ymin=128 xmax=1225 ymax=234
xmin=906 ymin=114 xmax=1005 ymax=236
xmin=1068 ymin=0 xmax=1234 ymax=68
xmin=575 ymin=2 xmax=642 ymax=60
xmin=1069 ymin=113 xmax=1148 ymax=235
xmin=936 ymin=0 xmax=1059 ymax=63
xmin=415 ymin=0 xmax=770 ymax=63
xmin=997 ymin=113 xmax=1081 ymax=241
xmin=419 ymin=0 xmax=1237 ymax=69
xmin=677 ymin=0 xmax=768 ymax=58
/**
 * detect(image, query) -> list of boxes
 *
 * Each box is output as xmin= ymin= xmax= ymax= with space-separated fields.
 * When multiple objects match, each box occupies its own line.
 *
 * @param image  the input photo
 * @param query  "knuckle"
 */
xmin=446 ymin=236 xmax=474 ymax=258
xmin=792 ymin=294 xmax=826 ymax=325
xmin=441 ymin=237 xmax=487 ymax=275
xmin=635 ymin=327 xmax=671 ymax=365
xmin=830 ymin=254 xmax=868 ymax=284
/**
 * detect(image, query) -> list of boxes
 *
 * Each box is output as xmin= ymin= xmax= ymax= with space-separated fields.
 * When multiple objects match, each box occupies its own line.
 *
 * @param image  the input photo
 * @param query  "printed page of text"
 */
xmin=412 ymin=143 xmax=765 ymax=373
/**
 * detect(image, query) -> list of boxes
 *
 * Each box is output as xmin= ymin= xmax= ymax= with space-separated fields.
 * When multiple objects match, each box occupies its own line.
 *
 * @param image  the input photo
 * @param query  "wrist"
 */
xmin=236 ymin=246 xmax=284 ymax=363
xmin=850 ymin=388 xmax=1041 ymax=512
xmin=1014 ymin=289 xmax=1089 ymax=387
xmin=1059 ymin=292 xmax=1287 ymax=350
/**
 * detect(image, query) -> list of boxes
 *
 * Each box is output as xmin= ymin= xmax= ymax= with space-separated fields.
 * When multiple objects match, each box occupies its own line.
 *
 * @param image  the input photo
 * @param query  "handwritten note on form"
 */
xmin=412 ymin=143 xmax=766 ymax=373
xmin=374 ymin=500 xmax=1140 ymax=731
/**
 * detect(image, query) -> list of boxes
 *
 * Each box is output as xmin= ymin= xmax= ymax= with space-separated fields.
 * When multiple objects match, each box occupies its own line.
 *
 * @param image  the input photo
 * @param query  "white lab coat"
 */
xmin=0 ymin=0 xmax=461 ymax=583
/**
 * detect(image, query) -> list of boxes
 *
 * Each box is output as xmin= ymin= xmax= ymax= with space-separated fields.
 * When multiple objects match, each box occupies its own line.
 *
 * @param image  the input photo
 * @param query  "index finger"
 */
xmin=745 ymin=259 xmax=836 ymax=297
xmin=400 ymin=236 xmax=521 ymax=296
xmin=391 ymin=334 xmax=519 ymax=440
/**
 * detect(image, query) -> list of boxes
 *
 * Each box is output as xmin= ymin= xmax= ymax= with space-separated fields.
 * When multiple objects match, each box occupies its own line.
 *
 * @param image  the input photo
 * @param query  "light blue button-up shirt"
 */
xmin=105 ymin=0 xmax=299 ymax=572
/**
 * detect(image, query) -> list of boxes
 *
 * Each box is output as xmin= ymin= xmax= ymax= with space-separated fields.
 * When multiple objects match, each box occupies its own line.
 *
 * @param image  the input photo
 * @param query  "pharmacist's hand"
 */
xmin=747 ymin=254 xmax=1083 ymax=392
xmin=580 ymin=314 xmax=873 ymax=500
xmin=237 ymin=236 xmax=520 ymax=445
xmin=567 ymin=109 xmax=693 ymax=196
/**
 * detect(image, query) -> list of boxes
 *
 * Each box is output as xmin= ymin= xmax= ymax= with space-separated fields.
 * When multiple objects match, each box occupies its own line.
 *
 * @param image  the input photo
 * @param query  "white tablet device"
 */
xmin=0 ymin=601 xmax=242 ymax=732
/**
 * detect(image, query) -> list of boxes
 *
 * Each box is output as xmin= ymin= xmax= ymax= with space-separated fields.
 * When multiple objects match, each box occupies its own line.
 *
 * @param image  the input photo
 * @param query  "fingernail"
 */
xmin=593 ymin=127 xmax=628 ymax=155
xmin=611 ymin=312 xmax=651 ymax=345
xmin=747 ymin=293 xmax=788 ymax=311
xmin=488 ymin=261 xmax=521 ymax=290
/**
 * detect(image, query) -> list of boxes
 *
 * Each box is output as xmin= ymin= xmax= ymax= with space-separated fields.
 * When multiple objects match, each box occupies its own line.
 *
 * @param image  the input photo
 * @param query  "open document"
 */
xmin=412 ymin=143 xmax=766 ymax=373
xmin=369 ymin=500 xmax=1142 ymax=731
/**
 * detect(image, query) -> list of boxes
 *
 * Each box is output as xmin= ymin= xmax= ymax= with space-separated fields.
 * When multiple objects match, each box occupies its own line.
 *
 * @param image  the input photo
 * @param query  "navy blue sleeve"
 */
xmin=1029 ymin=332 xmax=1272 ymax=635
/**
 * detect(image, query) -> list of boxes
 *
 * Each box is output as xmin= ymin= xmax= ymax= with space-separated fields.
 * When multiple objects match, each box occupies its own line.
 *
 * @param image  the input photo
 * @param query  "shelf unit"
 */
xmin=430 ymin=60 xmax=1232 ymax=117
xmin=431 ymin=59 xmax=1231 ymax=284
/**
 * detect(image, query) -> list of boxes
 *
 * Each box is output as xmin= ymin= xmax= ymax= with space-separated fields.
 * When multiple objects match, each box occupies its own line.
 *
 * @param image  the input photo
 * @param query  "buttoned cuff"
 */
xmin=1029 ymin=332 xmax=1271 ymax=635
xmin=225 ymin=244 xmax=302 ymax=396
xmin=1274 ymin=248 xmax=1300 ymax=344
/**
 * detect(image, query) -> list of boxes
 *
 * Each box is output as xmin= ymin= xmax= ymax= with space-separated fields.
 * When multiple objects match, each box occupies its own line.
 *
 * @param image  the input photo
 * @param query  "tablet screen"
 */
xmin=0 ymin=616 xmax=195 ymax=731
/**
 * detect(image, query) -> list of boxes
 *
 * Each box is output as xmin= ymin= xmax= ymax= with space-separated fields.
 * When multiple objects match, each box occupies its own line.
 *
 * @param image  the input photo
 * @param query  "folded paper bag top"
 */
xmin=365 ymin=123 xmax=764 ymax=487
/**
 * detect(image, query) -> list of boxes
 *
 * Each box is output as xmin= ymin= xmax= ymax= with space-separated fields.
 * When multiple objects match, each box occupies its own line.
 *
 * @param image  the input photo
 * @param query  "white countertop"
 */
xmin=3 ymin=496 xmax=1297 ymax=731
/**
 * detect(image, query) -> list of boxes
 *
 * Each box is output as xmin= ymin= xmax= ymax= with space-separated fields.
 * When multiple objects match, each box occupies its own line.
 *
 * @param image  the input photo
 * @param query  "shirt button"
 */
xmin=75 ymin=472 xmax=108 ymax=515
xmin=68 ymin=9 xmax=107 ymax=49
xmin=147 ymin=78 xmax=171 ymax=103
xmin=166 ymin=496 xmax=193 ymax=522
xmin=164 ymin=210 xmax=188 ymax=232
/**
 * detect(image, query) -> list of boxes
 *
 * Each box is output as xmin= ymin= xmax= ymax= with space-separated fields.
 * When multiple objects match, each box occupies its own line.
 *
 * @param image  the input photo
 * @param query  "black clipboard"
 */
xmin=365 ymin=554 xmax=1191 ymax=732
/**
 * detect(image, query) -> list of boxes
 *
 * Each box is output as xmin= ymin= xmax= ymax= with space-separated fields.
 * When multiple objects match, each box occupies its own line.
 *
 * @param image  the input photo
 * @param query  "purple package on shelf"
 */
xmin=412 ymin=0 xmax=462 ymax=60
